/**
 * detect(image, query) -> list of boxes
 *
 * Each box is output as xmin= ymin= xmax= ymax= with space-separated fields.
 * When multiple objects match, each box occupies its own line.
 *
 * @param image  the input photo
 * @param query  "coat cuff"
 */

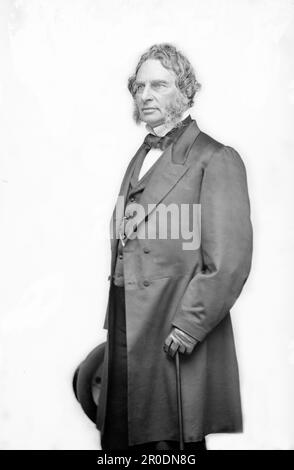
xmin=171 ymin=318 xmax=208 ymax=342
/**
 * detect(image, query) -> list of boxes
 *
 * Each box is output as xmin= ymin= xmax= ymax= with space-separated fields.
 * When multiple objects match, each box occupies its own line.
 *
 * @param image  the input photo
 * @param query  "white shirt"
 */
xmin=138 ymin=109 xmax=192 ymax=181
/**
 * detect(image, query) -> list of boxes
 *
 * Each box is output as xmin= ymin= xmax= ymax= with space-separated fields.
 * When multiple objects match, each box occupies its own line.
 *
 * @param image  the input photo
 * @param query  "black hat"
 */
xmin=73 ymin=342 xmax=106 ymax=423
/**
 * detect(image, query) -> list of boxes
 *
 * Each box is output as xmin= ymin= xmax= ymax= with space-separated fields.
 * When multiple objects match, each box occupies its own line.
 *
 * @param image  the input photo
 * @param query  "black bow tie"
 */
xmin=143 ymin=115 xmax=192 ymax=151
xmin=143 ymin=133 xmax=173 ymax=151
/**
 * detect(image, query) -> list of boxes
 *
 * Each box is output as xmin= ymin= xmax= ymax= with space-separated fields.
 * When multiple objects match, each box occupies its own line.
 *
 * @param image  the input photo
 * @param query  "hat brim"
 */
xmin=73 ymin=342 xmax=106 ymax=423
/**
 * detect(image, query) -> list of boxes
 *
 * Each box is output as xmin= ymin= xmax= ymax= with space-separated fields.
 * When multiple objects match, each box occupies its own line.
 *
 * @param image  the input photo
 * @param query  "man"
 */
xmin=96 ymin=43 xmax=253 ymax=451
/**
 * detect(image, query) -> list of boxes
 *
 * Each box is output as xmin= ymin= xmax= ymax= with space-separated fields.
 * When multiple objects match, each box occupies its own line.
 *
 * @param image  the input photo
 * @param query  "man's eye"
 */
xmin=136 ymin=84 xmax=144 ymax=93
xmin=153 ymin=83 xmax=165 ymax=89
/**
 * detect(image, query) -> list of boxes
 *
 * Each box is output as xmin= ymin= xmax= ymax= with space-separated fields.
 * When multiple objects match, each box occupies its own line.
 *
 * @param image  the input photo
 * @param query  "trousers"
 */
xmin=101 ymin=283 xmax=206 ymax=451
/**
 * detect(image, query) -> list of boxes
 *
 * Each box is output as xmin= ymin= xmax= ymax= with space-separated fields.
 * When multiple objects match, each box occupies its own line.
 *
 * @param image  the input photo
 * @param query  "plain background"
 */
xmin=0 ymin=0 xmax=293 ymax=450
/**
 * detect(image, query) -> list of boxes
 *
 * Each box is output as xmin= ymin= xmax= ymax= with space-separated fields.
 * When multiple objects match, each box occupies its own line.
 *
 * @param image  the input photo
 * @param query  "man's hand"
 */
xmin=163 ymin=327 xmax=198 ymax=358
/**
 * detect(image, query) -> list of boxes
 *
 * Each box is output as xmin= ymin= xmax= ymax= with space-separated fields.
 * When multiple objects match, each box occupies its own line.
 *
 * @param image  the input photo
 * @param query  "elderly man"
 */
xmin=96 ymin=43 xmax=253 ymax=451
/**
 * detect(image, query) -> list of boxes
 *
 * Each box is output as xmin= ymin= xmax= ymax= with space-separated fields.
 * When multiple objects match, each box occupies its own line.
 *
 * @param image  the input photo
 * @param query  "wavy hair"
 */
xmin=128 ymin=43 xmax=201 ymax=108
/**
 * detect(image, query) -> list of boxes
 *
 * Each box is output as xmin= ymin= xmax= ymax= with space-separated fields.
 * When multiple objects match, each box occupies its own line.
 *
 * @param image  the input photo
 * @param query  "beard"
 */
xmin=133 ymin=92 xmax=189 ymax=128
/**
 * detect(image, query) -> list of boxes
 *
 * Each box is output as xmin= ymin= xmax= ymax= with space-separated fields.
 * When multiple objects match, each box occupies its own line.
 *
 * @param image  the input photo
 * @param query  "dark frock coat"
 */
xmin=96 ymin=119 xmax=253 ymax=446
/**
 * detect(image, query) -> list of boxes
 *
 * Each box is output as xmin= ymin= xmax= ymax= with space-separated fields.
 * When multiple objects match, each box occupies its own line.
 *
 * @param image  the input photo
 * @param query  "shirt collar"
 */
xmin=145 ymin=109 xmax=192 ymax=137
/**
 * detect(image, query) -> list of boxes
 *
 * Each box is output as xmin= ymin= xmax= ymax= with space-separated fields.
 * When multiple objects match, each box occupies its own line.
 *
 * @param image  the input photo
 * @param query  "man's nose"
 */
xmin=141 ymin=84 xmax=153 ymax=101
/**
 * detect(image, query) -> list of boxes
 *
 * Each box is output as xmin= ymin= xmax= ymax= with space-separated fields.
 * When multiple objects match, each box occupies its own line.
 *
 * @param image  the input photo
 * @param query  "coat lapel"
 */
xmin=121 ymin=120 xmax=201 ymax=244
xmin=109 ymin=145 xmax=144 ymax=255
xmin=110 ymin=120 xmax=201 ymax=254
xmin=122 ymin=147 xmax=188 ymax=243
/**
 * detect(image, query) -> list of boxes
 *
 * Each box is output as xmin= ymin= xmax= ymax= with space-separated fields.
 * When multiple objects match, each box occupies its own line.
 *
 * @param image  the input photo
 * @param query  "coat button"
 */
xmin=143 ymin=247 xmax=150 ymax=253
xmin=143 ymin=280 xmax=150 ymax=287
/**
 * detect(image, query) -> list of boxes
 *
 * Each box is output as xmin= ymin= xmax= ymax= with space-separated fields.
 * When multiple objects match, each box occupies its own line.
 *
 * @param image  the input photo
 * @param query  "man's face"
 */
xmin=134 ymin=59 xmax=182 ymax=128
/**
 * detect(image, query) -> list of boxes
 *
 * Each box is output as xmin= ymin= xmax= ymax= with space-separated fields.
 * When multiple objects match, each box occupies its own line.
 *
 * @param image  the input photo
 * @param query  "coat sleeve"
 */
xmin=171 ymin=145 xmax=253 ymax=341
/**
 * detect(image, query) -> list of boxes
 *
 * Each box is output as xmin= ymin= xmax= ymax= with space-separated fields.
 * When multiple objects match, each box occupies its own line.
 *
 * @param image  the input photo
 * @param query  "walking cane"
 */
xmin=175 ymin=351 xmax=185 ymax=451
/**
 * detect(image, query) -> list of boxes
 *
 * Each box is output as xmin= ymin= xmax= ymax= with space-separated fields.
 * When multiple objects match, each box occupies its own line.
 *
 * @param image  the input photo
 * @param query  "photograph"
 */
xmin=0 ymin=0 xmax=293 ymax=453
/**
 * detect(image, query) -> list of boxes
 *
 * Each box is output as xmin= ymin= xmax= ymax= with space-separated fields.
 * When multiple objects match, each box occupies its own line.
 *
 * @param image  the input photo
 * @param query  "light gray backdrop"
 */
xmin=0 ymin=0 xmax=293 ymax=449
